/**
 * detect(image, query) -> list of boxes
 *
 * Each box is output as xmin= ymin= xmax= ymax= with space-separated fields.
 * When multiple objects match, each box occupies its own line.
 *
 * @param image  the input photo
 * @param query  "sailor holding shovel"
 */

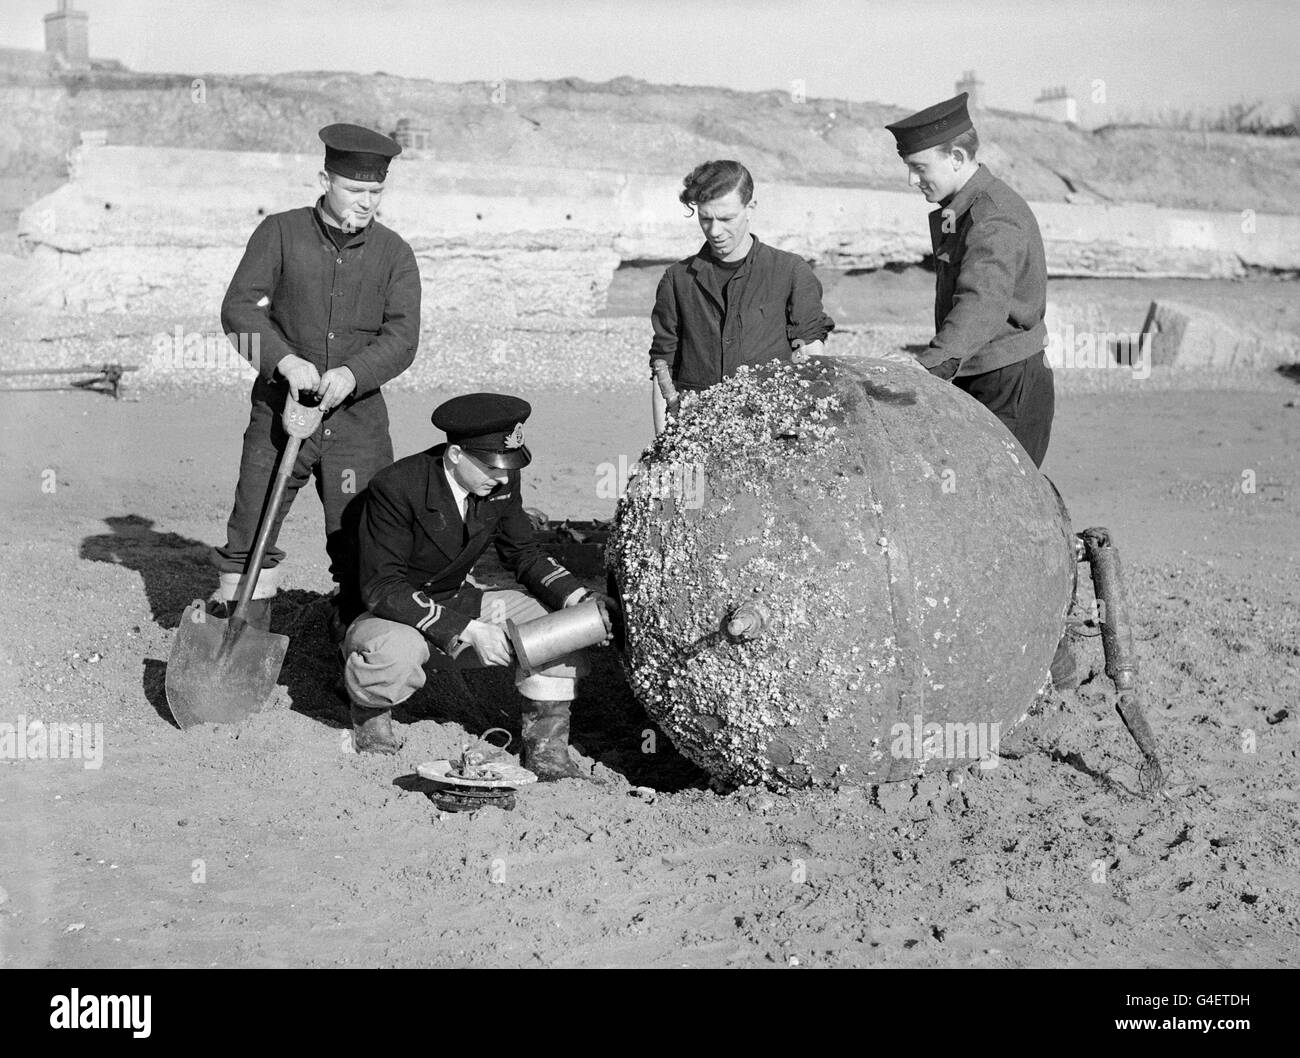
xmin=210 ymin=124 xmax=421 ymax=645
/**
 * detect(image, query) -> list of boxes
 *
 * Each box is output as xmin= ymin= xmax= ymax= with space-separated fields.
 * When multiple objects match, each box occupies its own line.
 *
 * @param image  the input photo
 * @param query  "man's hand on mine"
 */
xmin=928 ymin=357 xmax=963 ymax=381
xmin=869 ymin=349 xmax=928 ymax=372
xmin=570 ymin=590 xmax=621 ymax=640
xmin=792 ymin=338 xmax=824 ymax=363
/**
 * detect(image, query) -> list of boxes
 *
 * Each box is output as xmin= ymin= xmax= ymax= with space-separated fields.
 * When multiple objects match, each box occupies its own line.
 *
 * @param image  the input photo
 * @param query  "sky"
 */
xmin=2 ymin=0 xmax=1297 ymax=124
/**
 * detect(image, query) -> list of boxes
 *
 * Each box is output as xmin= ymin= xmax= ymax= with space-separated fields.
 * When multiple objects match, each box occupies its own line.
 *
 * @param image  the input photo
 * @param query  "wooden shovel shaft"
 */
xmin=230 ymin=434 xmax=303 ymax=626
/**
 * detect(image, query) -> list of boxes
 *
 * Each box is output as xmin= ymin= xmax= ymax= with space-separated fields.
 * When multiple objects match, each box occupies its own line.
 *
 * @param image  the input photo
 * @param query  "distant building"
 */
xmin=1034 ymin=86 xmax=1078 ymax=125
xmin=44 ymin=0 xmax=89 ymax=70
xmin=392 ymin=118 xmax=432 ymax=153
xmin=0 ymin=45 xmax=56 ymax=78
xmin=955 ymin=70 xmax=984 ymax=110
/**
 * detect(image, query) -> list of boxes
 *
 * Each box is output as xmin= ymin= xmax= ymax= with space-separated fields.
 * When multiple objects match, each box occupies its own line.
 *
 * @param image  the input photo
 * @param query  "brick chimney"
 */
xmin=955 ymin=70 xmax=984 ymax=110
xmin=44 ymin=0 xmax=90 ymax=71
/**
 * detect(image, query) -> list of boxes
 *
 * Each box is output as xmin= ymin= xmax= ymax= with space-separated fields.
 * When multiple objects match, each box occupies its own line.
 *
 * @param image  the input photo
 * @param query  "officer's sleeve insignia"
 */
xmin=540 ymin=558 xmax=567 ymax=588
xmin=412 ymin=590 xmax=443 ymax=632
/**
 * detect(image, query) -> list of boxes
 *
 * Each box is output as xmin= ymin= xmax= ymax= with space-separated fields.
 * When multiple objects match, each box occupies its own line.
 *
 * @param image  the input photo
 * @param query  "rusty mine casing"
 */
xmin=607 ymin=357 xmax=1074 ymax=788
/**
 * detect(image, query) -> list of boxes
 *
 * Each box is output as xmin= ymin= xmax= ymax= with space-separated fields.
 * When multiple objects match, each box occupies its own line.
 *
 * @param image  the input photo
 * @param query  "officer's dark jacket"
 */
xmin=356 ymin=444 xmax=584 ymax=652
xmin=649 ymin=236 xmax=835 ymax=392
xmin=221 ymin=203 xmax=421 ymax=398
xmin=923 ymin=164 xmax=1048 ymax=378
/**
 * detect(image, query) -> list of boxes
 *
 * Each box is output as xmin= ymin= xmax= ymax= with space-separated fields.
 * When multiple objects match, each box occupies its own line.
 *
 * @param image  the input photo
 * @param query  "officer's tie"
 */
xmin=463 ymin=493 xmax=485 ymax=543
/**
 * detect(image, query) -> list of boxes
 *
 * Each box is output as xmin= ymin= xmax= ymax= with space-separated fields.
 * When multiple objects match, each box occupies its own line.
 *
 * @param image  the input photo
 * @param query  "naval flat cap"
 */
xmin=319 ymin=123 xmax=402 ymax=182
xmin=885 ymin=93 xmax=973 ymax=156
xmin=433 ymin=393 xmax=533 ymax=470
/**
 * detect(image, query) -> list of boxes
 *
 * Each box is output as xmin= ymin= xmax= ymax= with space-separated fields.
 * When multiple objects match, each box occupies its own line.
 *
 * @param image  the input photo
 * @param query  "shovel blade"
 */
xmin=165 ymin=600 xmax=289 ymax=730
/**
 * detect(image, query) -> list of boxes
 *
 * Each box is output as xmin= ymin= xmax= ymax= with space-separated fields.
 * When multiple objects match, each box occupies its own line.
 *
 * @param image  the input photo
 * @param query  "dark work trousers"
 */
xmin=212 ymin=378 xmax=394 ymax=621
xmin=955 ymin=351 xmax=1055 ymax=468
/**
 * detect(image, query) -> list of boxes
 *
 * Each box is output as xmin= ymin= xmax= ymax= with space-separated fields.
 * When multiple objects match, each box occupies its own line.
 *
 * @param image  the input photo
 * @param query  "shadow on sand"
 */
xmin=80 ymin=513 xmax=706 ymax=790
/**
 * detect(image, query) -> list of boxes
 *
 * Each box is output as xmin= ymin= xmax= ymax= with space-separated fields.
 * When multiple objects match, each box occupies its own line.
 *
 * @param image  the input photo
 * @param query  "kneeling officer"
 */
xmin=343 ymin=393 xmax=607 ymax=780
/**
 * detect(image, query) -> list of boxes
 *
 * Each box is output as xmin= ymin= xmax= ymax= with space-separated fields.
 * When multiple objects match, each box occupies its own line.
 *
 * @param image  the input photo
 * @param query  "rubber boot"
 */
xmin=351 ymin=702 xmax=403 ymax=755
xmin=520 ymin=699 xmax=588 ymax=781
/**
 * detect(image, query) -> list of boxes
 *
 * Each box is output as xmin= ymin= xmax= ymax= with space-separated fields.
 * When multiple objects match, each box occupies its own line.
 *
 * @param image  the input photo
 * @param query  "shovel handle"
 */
xmin=230 ymin=433 xmax=304 ymax=627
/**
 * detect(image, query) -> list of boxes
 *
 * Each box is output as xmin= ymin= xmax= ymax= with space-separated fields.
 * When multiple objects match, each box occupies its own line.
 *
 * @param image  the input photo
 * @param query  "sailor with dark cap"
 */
xmin=886 ymin=93 xmax=1055 ymax=469
xmin=211 ymin=123 xmax=421 ymax=644
xmin=888 ymin=98 xmax=1082 ymax=688
xmin=342 ymin=393 xmax=614 ymax=778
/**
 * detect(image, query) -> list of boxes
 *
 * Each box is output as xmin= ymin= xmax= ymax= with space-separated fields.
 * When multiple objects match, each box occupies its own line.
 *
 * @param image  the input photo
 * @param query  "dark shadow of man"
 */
xmin=79 ymin=514 xmax=337 ymax=729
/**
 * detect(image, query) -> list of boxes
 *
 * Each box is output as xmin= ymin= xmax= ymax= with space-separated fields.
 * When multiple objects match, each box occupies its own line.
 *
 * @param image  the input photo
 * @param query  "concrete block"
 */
xmin=1141 ymin=300 xmax=1297 ymax=369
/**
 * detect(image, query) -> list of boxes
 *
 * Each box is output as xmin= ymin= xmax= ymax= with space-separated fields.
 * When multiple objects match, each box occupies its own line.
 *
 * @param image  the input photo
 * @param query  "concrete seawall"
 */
xmin=16 ymin=145 xmax=1300 ymax=316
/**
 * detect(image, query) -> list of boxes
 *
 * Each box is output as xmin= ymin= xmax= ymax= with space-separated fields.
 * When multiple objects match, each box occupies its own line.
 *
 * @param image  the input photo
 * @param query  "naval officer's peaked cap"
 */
xmin=433 ymin=393 xmax=534 ymax=471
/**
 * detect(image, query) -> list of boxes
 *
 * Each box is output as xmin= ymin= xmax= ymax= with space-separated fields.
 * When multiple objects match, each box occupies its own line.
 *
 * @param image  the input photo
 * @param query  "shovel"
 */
xmin=165 ymin=391 xmax=325 ymax=729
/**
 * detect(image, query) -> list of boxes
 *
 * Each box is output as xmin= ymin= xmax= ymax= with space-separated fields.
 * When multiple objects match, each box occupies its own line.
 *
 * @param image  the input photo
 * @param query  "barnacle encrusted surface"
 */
xmin=609 ymin=357 xmax=1074 ymax=789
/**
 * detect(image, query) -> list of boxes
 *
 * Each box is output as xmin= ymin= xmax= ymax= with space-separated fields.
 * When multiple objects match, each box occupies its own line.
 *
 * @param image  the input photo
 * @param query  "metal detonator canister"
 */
xmin=506 ymin=599 xmax=611 ymax=676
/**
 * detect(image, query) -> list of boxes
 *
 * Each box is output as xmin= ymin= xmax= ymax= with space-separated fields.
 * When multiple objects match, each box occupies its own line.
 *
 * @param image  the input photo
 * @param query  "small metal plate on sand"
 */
xmin=418 ymin=759 xmax=538 ymax=789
